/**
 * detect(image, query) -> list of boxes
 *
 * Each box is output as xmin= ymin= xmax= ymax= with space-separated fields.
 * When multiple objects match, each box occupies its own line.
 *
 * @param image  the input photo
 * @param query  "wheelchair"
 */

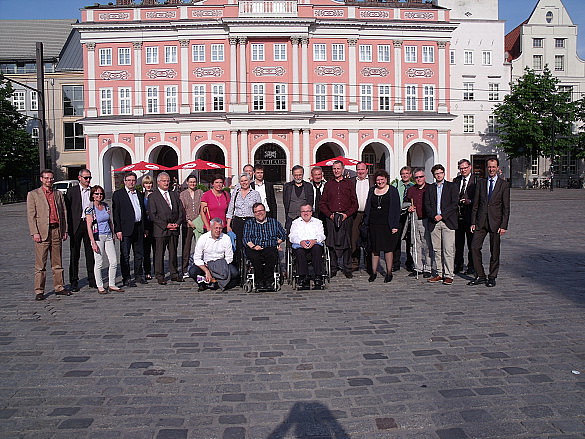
xmin=285 ymin=243 xmax=331 ymax=290
xmin=240 ymin=247 xmax=282 ymax=293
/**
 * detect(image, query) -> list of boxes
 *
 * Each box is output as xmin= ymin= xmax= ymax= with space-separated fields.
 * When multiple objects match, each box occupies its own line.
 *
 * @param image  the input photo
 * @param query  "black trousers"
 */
xmin=471 ymin=225 xmax=502 ymax=279
xmin=231 ymin=216 xmax=251 ymax=266
xmin=188 ymin=263 xmax=240 ymax=290
xmin=143 ymin=232 xmax=155 ymax=276
xmin=294 ymin=245 xmax=323 ymax=278
xmin=154 ymin=233 xmax=179 ymax=280
xmin=393 ymin=212 xmax=413 ymax=270
xmin=119 ymin=222 xmax=144 ymax=281
xmin=455 ymin=217 xmax=474 ymax=270
xmin=247 ymin=247 xmax=279 ymax=287
xmin=181 ymin=224 xmax=195 ymax=274
xmin=69 ymin=219 xmax=95 ymax=286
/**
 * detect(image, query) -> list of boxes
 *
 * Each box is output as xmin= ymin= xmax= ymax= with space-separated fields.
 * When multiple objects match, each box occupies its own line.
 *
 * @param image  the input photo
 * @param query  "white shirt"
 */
xmin=80 ymin=185 xmax=91 ymax=219
xmin=127 ymin=188 xmax=142 ymax=222
xmin=254 ymin=180 xmax=269 ymax=212
xmin=288 ymin=216 xmax=326 ymax=245
xmin=158 ymin=188 xmax=172 ymax=208
xmin=192 ymin=231 xmax=233 ymax=266
xmin=355 ymin=177 xmax=370 ymax=212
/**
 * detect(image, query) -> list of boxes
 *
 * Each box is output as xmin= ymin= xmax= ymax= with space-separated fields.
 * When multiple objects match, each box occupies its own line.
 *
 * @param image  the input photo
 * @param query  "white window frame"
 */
xmin=145 ymin=46 xmax=158 ymax=64
xmin=274 ymin=83 xmax=287 ymax=110
xmin=332 ymin=44 xmax=345 ymax=62
xmin=193 ymin=84 xmax=205 ymax=112
xmin=360 ymin=84 xmax=373 ymax=111
xmin=212 ymin=84 xmax=225 ymax=111
xmin=332 ymin=84 xmax=345 ymax=110
xmin=119 ymin=87 xmax=132 ymax=115
xmin=211 ymin=44 xmax=224 ymax=62
xmin=422 ymin=46 xmax=434 ymax=63
xmin=12 ymin=90 xmax=26 ymax=111
xmin=463 ymin=82 xmax=474 ymax=101
xmin=463 ymin=114 xmax=475 ymax=133
xmin=315 ymin=84 xmax=327 ymax=111
xmin=533 ymin=55 xmax=543 ymax=70
xmin=405 ymin=46 xmax=417 ymax=63
xmin=165 ymin=46 xmax=177 ymax=64
xmin=487 ymin=115 xmax=498 ymax=134
xmin=464 ymin=50 xmax=473 ymax=65
xmin=313 ymin=43 xmax=326 ymax=61
xmin=30 ymin=91 xmax=38 ymax=111
xmin=555 ymin=55 xmax=564 ymax=71
xmin=531 ymin=156 xmax=539 ymax=175
xmin=100 ymin=88 xmax=113 ymax=116
xmin=378 ymin=85 xmax=391 ymax=111
xmin=251 ymin=44 xmax=265 ymax=61
xmin=423 ymin=85 xmax=435 ymax=111
xmin=165 ymin=85 xmax=178 ymax=113
xmin=482 ymin=50 xmax=492 ymax=66
xmin=377 ymin=45 xmax=390 ymax=62
xmin=146 ymin=86 xmax=159 ymax=114
xmin=31 ymin=127 xmax=39 ymax=145
xmin=274 ymin=44 xmax=287 ymax=61
xmin=533 ymin=38 xmax=544 ymax=48
xmin=99 ymin=48 xmax=112 ymax=66
xmin=359 ymin=45 xmax=372 ymax=62
xmin=118 ymin=47 xmax=131 ymax=66
xmin=192 ymin=44 xmax=205 ymax=62
xmin=488 ymin=83 xmax=499 ymax=101
xmin=405 ymin=85 xmax=417 ymax=111
xmin=252 ymin=83 xmax=265 ymax=111
xmin=555 ymin=38 xmax=566 ymax=48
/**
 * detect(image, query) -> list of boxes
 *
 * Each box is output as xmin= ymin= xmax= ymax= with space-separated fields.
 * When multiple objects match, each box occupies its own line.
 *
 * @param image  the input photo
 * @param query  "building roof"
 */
xmin=56 ymin=30 xmax=84 ymax=71
xmin=0 ymin=19 xmax=77 ymax=62
xmin=504 ymin=19 xmax=527 ymax=62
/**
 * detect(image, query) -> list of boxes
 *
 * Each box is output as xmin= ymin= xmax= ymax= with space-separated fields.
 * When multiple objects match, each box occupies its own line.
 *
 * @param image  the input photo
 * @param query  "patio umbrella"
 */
xmin=311 ymin=156 xmax=371 ymax=167
xmin=113 ymin=161 xmax=171 ymax=172
xmin=169 ymin=159 xmax=229 ymax=171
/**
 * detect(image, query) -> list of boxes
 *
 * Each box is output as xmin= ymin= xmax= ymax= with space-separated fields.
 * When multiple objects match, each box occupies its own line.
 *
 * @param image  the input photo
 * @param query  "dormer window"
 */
xmin=546 ymin=11 xmax=553 ymax=23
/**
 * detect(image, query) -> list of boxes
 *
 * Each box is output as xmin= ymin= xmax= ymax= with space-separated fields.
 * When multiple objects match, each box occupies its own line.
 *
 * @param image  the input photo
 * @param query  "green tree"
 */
xmin=493 ymin=67 xmax=577 ymax=185
xmin=0 ymin=73 xmax=39 ymax=178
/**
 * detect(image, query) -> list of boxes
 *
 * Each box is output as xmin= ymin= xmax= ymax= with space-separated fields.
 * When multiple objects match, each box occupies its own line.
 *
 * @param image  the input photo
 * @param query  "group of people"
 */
xmin=27 ymin=157 xmax=509 ymax=300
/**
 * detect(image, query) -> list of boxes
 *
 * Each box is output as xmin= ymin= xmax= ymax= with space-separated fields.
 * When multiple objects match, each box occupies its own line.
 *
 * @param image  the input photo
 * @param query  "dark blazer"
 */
xmin=283 ymin=181 xmax=314 ymax=218
xmin=362 ymin=185 xmax=401 ymax=230
xmin=65 ymin=184 xmax=84 ymax=235
xmin=471 ymin=177 xmax=510 ymax=232
xmin=112 ymin=187 xmax=146 ymax=236
xmin=453 ymin=173 xmax=480 ymax=223
xmin=423 ymin=180 xmax=459 ymax=230
xmin=251 ymin=180 xmax=278 ymax=219
xmin=147 ymin=189 xmax=185 ymax=238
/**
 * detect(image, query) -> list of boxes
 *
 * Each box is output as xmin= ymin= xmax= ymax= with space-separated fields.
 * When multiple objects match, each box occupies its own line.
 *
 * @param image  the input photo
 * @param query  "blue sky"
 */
xmin=1 ymin=0 xmax=584 ymax=58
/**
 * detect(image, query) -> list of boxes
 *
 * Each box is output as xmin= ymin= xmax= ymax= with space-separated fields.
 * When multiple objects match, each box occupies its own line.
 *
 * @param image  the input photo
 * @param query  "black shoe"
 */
xmin=298 ymin=276 xmax=311 ymax=291
xmin=330 ymin=270 xmax=337 ymax=278
xmin=197 ymin=282 xmax=207 ymax=292
xmin=423 ymin=272 xmax=432 ymax=278
xmin=70 ymin=283 xmax=80 ymax=292
xmin=486 ymin=278 xmax=496 ymax=287
xmin=35 ymin=293 xmax=45 ymax=301
xmin=171 ymin=277 xmax=184 ymax=283
xmin=464 ymin=268 xmax=476 ymax=275
xmin=88 ymin=282 xmax=98 ymax=289
xmin=209 ymin=282 xmax=219 ymax=290
xmin=136 ymin=277 xmax=147 ymax=284
xmin=392 ymin=266 xmax=400 ymax=272
xmin=384 ymin=274 xmax=393 ymax=283
xmin=343 ymin=270 xmax=353 ymax=279
xmin=313 ymin=279 xmax=324 ymax=290
xmin=157 ymin=278 xmax=167 ymax=285
xmin=405 ymin=264 xmax=415 ymax=272
xmin=408 ymin=271 xmax=419 ymax=277
xmin=123 ymin=279 xmax=137 ymax=288
xmin=467 ymin=277 xmax=487 ymax=286
xmin=368 ymin=274 xmax=377 ymax=282
xmin=55 ymin=289 xmax=73 ymax=296
xmin=145 ymin=274 xmax=153 ymax=280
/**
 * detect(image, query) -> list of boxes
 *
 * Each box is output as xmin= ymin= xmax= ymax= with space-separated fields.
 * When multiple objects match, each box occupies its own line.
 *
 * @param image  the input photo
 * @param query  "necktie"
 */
xmin=488 ymin=179 xmax=494 ymax=200
xmin=459 ymin=177 xmax=467 ymax=198
xmin=314 ymin=183 xmax=322 ymax=211
xmin=163 ymin=191 xmax=172 ymax=209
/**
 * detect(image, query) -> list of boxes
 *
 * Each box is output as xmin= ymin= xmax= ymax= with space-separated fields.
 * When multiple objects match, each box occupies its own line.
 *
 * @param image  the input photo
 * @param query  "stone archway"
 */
xmin=315 ymin=142 xmax=344 ymax=182
xmin=196 ymin=144 xmax=226 ymax=186
xmin=362 ymin=142 xmax=390 ymax=175
xmin=406 ymin=142 xmax=435 ymax=181
xmin=254 ymin=143 xmax=287 ymax=184
xmin=102 ymin=147 xmax=131 ymax=195
xmin=150 ymin=145 xmax=179 ymax=184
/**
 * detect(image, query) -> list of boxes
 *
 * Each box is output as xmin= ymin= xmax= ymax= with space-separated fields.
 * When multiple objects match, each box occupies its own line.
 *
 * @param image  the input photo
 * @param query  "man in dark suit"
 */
xmin=468 ymin=158 xmax=510 ymax=288
xmin=65 ymin=168 xmax=96 ymax=291
xmin=453 ymin=159 xmax=480 ymax=275
xmin=350 ymin=162 xmax=374 ymax=273
xmin=283 ymin=165 xmax=314 ymax=232
xmin=423 ymin=164 xmax=459 ymax=285
xmin=112 ymin=171 xmax=146 ymax=287
xmin=251 ymin=164 xmax=277 ymax=219
xmin=147 ymin=172 xmax=185 ymax=285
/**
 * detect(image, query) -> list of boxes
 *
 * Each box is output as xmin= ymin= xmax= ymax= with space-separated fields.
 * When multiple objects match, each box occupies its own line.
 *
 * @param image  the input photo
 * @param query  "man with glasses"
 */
xmin=65 ymin=168 xmax=96 ymax=291
xmin=453 ymin=159 xmax=479 ymax=275
xmin=391 ymin=166 xmax=415 ymax=272
xmin=112 ymin=171 xmax=147 ymax=287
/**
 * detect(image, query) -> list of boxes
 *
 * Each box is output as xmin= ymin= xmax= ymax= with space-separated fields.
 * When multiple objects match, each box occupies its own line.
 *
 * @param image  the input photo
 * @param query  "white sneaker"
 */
xmin=183 ymin=273 xmax=190 ymax=279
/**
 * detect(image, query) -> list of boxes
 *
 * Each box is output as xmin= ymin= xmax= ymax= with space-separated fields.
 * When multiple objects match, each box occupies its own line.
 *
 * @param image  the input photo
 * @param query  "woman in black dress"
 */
xmin=363 ymin=169 xmax=401 ymax=283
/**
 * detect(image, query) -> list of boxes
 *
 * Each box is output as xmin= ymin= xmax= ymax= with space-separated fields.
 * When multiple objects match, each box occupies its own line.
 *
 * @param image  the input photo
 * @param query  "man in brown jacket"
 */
xmin=27 ymin=169 xmax=72 ymax=300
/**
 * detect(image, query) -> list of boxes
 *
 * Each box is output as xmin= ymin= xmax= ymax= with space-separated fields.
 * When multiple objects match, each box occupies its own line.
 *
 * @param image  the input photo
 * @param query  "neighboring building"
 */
xmin=77 ymin=0 xmax=460 ymax=194
xmin=505 ymin=0 xmax=585 ymax=187
xmin=435 ymin=0 xmax=511 ymax=178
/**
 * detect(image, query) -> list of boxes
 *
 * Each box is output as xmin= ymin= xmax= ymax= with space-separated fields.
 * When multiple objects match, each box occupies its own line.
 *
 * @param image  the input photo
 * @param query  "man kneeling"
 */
xmin=188 ymin=218 xmax=239 ymax=291
xmin=289 ymin=204 xmax=326 ymax=290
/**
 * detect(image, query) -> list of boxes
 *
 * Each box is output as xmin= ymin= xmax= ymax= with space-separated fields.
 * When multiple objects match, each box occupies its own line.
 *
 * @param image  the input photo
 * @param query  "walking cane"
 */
xmin=409 ymin=198 xmax=419 ymax=279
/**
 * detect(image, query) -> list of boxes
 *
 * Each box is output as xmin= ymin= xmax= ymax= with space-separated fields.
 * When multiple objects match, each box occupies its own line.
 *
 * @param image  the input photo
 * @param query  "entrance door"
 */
xmin=254 ymin=143 xmax=287 ymax=183
xmin=471 ymin=155 xmax=497 ymax=178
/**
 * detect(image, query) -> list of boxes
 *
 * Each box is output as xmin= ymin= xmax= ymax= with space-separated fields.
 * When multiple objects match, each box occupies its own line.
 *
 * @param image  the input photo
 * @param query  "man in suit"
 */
xmin=65 ymin=168 xmax=96 ymax=291
xmin=350 ymin=162 xmax=374 ymax=273
xmin=112 ymin=171 xmax=147 ymax=287
xmin=423 ymin=164 xmax=459 ymax=285
xmin=453 ymin=159 xmax=479 ymax=275
xmin=147 ymin=172 xmax=185 ymax=285
xmin=251 ymin=164 xmax=277 ymax=219
xmin=27 ymin=169 xmax=72 ymax=300
xmin=468 ymin=158 xmax=510 ymax=288
xmin=310 ymin=166 xmax=327 ymax=226
xmin=391 ymin=166 xmax=415 ymax=272
xmin=283 ymin=165 xmax=314 ymax=232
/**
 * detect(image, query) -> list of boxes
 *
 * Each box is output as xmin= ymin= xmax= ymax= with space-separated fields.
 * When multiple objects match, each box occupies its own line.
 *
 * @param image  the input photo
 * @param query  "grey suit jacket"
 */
xmin=147 ymin=189 xmax=185 ymax=238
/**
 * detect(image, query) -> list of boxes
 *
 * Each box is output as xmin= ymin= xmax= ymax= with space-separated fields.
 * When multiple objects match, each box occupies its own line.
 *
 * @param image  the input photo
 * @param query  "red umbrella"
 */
xmin=311 ymin=156 xmax=371 ymax=167
xmin=113 ymin=161 xmax=171 ymax=172
xmin=169 ymin=159 xmax=229 ymax=170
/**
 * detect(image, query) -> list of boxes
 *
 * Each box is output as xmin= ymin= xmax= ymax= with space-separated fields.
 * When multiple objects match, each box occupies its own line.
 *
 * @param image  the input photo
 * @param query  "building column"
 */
xmin=349 ymin=129 xmax=359 ymax=160
xmin=133 ymin=41 xmax=144 ymax=116
xmin=292 ymin=129 xmax=301 ymax=167
xmin=300 ymin=37 xmax=309 ymax=103
xmin=348 ymin=38 xmax=358 ymax=113
xmin=88 ymin=135 xmax=100 ymax=185
xmin=230 ymin=130 xmax=239 ymax=181
xmin=437 ymin=41 xmax=448 ymax=114
xmin=229 ymin=37 xmax=238 ymax=106
xmin=239 ymin=130 xmax=249 ymax=170
xmin=438 ymin=130 xmax=449 ymax=174
xmin=135 ymin=132 xmax=145 ymax=162
xmin=393 ymin=40 xmax=403 ymax=113
xmin=86 ymin=43 xmax=97 ymax=117
xmin=179 ymin=39 xmax=190 ymax=114
xmin=393 ymin=129 xmax=403 ymax=178
xmin=291 ymin=36 xmax=300 ymax=103
xmin=302 ymin=129 xmax=311 ymax=171
xmin=238 ymin=37 xmax=247 ymax=105
xmin=180 ymin=132 xmax=191 ymax=181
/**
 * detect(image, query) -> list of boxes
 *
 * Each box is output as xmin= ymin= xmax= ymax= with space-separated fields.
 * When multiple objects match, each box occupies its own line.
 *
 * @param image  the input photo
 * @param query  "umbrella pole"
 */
xmin=409 ymin=204 xmax=419 ymax=280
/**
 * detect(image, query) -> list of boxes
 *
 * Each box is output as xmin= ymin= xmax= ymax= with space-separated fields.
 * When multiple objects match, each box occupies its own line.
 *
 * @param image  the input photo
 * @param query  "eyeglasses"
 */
xmin=458 ymin=166 xmax=470 ymax=171
xmin=414 ymin=176 xmax=425 ymax=179
xmin=94 ymin=193 xmax=104 ymax=196
xmin=82 ymin=176 xmax=92 ymax=180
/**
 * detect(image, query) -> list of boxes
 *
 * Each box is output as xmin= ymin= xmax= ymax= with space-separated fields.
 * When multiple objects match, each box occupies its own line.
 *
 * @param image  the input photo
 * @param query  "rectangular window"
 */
xmin=423 ymin=85 xmax=435 ymax=111
xmin=405 ymin=46 xmax=417 ymax=63
xmin=251 ymin=44 xmax=264 ymax=61
xmin=165 ymin=46 xmax=177 ymax=63
xmin=212 ymin=84 xmax=225 ymax=111
xmin=146 ymin=86 xmax=159 ymax=114
xmin=405 ymin=85 xmax=417 ymax=111
xmin=99 ymin=48 xmax=112 ymax=66
xmin=274 ymin=43 xmax=287 ymax=61
xmin=119 ymin=87 xmax=132 ymax=115
xmin=274 ymin=83 xmax=287 ymax=110
xmin=482 ymin=50 xmax=492 ymax=66
xmin=118 ymin=47 xmax=131 ymax=65
xmin=450 ymin=50 xmax=455 ymax=64
xmin=313 ymin=43 xmax=326 ymax=61
xmin=192 ymin=44 xmax=205 ymax=62
xmin=422 ymin=46 xmax=434 ymax=63
xmin=211 ymin=44 xmax=224 ymax=62
xmin=488 ymin=83 xmax=499 ymax=101
xmin=315 ymin=84 xmax=326 ymax=111
xmin=533 ymin=55 xmax=543 ymax=70
xmin=555 ymin=55 xmax=564 ymax=71
xmin=487 ymin=115 xmax=498 ymax=134
xmin=145 ymin=47 xmax=158 ymax=64
xmin=359 ymin=45 xmax=372 ymax=62
xmin=63 ymin=85 xmax=84 ymax=116
xmin=30 ymin=91 xmax=38 ymax=111
xmin=31 ymin=127 xmax=39 ymax=145
xmin=531 ymin=156 xmax=539 ymax=175
xmin=12 ymin=90 xmax=25 ymax=110
xmin=377 ymin=45 xmax=390 ymax=62
xmin=533 ymin=38 xmax=544 ymax=48
xmin=64 ymin=122 xmax=85 ymax=150
xmin=100 ymin=88 xmax=113 ymax=116
xmin=559 ymin=85 xmax=573 ymax=101
xmin=332 ymin=84 xmax=345 ymax=110
xmin=360 ymin=84 xmax=373 ymax=111
xmin=165 ymin=85 xmax=178 ymax=113
xmin=252 ymin=84 xmax=265 ymax=111
xmin=463 ymin=82 xmax=474 ymax=101
xmin=463 ymin=114 xmax=475 ymax=133
xmin=379 ymin=85 xmax=391 ymax=111
xmin=332 ymin=44 xmax=345 ymax=61
xmin=464 ymin=50 xmax=473 ymax=65
xmin=555 ymin=38 xmax=566 ymax=48
xmin=193 ymin=84 xmax=205 ymax=112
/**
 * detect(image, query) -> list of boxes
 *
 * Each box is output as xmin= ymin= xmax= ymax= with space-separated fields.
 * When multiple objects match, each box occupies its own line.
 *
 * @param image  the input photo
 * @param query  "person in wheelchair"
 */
xmin=243 ymin=203 xmax=287 ymax=291
xmin=288 ymin=204 xmax=326 ymax=290
xmin=188 ymin=218 xmax=239 ymax=291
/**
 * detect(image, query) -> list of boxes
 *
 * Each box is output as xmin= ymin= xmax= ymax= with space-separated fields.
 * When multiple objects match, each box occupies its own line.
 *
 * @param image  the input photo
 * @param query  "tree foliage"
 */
xmin=0 ymin=73 xmax=39 ymax=177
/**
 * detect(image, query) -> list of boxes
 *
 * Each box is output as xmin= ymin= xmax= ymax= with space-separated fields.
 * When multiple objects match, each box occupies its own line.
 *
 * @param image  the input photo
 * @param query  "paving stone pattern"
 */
xmin=1 ymin=189 xmax=584 ymax=438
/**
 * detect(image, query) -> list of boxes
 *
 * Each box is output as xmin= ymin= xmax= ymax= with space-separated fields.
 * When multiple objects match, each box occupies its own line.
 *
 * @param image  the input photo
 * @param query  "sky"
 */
xmin=0 ymin=0 xmax=584 ymax=57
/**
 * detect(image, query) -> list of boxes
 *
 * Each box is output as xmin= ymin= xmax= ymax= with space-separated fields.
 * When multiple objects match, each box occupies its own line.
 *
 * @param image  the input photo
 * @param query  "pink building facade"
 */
xmin=78 ymin=0 xmax=456 ymax=192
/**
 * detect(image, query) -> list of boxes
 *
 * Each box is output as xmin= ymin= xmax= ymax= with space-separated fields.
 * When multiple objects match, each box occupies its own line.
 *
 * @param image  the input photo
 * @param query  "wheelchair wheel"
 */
xmin=323 ymin=245 xmax=332 ymax=283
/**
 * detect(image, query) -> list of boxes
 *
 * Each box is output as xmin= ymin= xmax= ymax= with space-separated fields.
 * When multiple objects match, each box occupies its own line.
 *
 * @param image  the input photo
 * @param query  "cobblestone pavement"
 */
xmin=1 ymin=189 xmax=584 ymax=439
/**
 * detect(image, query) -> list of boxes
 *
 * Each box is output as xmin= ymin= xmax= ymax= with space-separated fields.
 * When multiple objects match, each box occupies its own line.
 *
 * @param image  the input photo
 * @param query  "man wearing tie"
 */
xmin=147 ymin=172 xmax=185 ymax=285
xmin=310 ymin=166 xmax=327 ymax=226
xmin=468 ymin=158 xmax=510 ymax=288
xmin=452 ymin=159 xmax=479 ymax=275
xmin=112 ymin=171 xmax=147 ymax=287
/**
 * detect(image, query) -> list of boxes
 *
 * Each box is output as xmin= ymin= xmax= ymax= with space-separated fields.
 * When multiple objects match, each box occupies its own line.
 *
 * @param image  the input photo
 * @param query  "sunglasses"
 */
xmin=414 ymin=176 xmax=425 ymax=179
xmin=82 ymin=176 xmax=92 ymax=180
